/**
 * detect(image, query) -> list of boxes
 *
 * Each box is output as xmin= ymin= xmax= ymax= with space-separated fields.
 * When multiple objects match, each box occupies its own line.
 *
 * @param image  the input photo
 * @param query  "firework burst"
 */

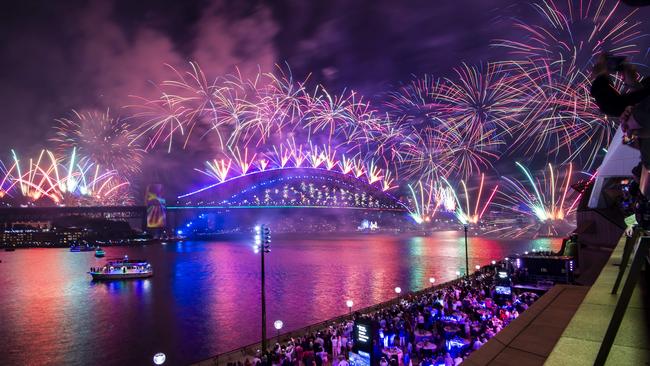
xmin=499 ymin=162 xmax=580 ymax=222
xmin=434 ymin=63 xmax=525 ymax=141
xmin=495 ymin=0 xmax=645 ymax=168
xmin=0 ymin=149 xmax=132 ymax=206
xmin=442 ymin=174 xmax=499 ymax=225
xmin=52 ymin=109 xmax=144 ymax=176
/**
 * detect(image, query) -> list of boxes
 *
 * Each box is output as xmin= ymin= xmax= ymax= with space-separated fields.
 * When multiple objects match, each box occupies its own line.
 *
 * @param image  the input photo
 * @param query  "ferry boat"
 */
xmin=89 ymin=256 xmax=153 ymax=280
xmin=70 ymin=244 xmax=94 ymax=252
xmin=94 ymin=247 xmax=106 ymax=257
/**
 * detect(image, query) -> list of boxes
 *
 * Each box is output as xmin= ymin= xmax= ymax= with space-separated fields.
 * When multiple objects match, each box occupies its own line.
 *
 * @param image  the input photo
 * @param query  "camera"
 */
xmin=635 ymin=197 xmax=650 ymax=230
xmin=606 ymin=54 xmax=626 ymax=73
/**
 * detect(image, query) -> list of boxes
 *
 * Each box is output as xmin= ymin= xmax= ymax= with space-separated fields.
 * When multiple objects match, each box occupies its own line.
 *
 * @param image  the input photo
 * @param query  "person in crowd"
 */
xmin=239 ymin=262 xmax=542 ymax=366
xmin=337 ymin=355 xmax=348 ymax=366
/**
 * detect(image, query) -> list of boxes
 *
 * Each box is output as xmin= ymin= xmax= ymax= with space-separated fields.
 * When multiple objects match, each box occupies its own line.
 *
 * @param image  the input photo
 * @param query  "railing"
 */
xmin=595 ymin=227 xmax=649 ymax=365
xmin=192 ymin=277 xmax=467 ymax=366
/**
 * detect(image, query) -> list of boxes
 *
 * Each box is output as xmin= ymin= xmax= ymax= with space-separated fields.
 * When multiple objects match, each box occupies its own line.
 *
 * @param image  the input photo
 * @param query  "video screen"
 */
xmin=495 ymin=286 xmax=512 ymax=295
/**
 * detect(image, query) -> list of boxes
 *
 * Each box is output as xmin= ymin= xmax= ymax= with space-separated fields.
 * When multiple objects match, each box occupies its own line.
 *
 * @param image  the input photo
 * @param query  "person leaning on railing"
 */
xmin=590 ymin=53 xmax=650 ymax=166
xmin=591 ymin=54 xmax=650 ymax=118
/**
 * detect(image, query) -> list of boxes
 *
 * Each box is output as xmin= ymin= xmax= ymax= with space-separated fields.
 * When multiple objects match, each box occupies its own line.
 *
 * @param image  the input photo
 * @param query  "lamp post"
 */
xmin=429 ymin=277 xmax=435 ymax=286
xmin=464 ymin=224 xmax=469 ymax=277
xmin=255 ymin=225 xmax=271 ymax=354
xmin=346 ymin=299 xmax=354 ymax=315
xmin=395 ymin=287 xmax=402 ymax=294
xmin=274 ymin=320 xmax=283 ymax=343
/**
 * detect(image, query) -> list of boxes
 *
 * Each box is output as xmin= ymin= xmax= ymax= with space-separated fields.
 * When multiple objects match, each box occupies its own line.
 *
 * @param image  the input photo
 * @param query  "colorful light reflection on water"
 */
xmin=0 ymin=232 xmax=560 ymax=365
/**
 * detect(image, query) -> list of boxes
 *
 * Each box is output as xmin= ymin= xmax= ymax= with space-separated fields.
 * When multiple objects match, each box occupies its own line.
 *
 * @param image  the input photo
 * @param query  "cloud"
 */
xmin=191 ymin=1 xmax=278 ymax=80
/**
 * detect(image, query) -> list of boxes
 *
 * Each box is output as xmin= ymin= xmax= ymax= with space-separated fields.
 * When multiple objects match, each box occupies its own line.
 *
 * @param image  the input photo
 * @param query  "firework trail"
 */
xmin=407 ymin=179 xmax=436 ymax=224
xmin=385 ymin=75 xmax=452 ymax=127
xmin=387 ymin=65 xmax=517 ymax=180
xmin=0 ymin=149 xmax=132 ymax=206
xmin=442 ymin=174 xmax=499 ymax=225
xmin=494 ymin=0 xmax=645 ymax=168
xmin=434 ymin=63 xmax=525 ymax=142
xmin=499 ymin=162 xmax=580 ymax=222
xmin=51 ymin=109 xmax=144 ymax=176
xmin=495 ymin=0 xmax=644 ymax=80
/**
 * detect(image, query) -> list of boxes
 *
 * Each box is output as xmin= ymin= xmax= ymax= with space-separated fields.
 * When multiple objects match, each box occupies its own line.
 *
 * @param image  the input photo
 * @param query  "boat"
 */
xmin=88 ymin=255 xmax=153 ymax=280
xmin=70 ymin=244 xmax=94 ymax=252
xmin=94 ymin=247 xmax=106 ymax=257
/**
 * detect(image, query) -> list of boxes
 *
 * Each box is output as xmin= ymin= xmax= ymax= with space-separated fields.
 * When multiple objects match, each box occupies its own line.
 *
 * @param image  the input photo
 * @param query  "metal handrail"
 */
xmin=595 ymin=235 xmax=649 ymax=365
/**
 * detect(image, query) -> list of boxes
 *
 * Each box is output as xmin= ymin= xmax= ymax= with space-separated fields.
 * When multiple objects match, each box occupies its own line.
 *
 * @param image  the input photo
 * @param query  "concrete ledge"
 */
xmin=545 ymin=235 xmax=650 ymax=366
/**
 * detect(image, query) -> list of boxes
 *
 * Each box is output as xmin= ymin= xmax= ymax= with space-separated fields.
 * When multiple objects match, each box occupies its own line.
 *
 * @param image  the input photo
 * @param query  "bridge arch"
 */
xmin=176 ymin=167 xmax=406 ymax=211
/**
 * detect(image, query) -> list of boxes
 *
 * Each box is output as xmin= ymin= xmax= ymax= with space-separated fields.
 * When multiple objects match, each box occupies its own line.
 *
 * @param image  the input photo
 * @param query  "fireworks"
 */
xmin=0 ymin=149 xmax=132 ymax=206
xmin=494 ymin=0 xmax=643 ymax=167
xmin=184 ymin=141 xmax=398 ymax=200
xmin=495 ymin=0 xmax=643 ymax=80
xmin=500 ymin=162 xmax=579 ymax=222
xmin=387 ymin=64 xmax=519 ymax=180
xmin=52 ymin=109 xmax=144 ymax=176
xmin=404 ymin=181 xmax=443 ymax=225
xmin=9 ymin=1 xmax=647 ymax=211
xmin=435 ymin=63 xmax=525 ymax=142
xmin=442 ymin=174 xmax=499 ymax=225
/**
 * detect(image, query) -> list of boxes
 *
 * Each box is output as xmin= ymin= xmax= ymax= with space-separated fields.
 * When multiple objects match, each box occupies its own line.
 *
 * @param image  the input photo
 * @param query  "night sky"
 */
xmin=1 ymin=0 xmax=650 ymax=191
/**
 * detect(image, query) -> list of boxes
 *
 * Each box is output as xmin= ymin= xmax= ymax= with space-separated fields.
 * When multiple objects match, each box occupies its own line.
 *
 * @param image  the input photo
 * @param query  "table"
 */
xmin=444 ymin=325 xmax=460 ymax=337
xmin=414 ymin=329 xmax=433 ymax=343
xmin=416 ymin=341 xmax=437 ymax=357
xmin=383 ymin=347 xmax=403 ymax=366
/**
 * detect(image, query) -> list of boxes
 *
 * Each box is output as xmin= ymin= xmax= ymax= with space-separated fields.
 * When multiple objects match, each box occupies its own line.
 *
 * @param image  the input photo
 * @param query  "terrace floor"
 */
xmin=465 ymin=235 xmax=649 ymax=365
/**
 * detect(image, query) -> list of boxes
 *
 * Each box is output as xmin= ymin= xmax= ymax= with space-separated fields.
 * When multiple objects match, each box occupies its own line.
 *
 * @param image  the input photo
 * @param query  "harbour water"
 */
xmin=0 ymin=232 xmax=561 ymax=366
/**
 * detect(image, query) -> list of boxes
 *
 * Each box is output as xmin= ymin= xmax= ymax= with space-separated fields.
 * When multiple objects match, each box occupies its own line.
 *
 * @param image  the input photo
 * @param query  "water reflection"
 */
xmin=0 ymin=233 xmax=560 ymax=366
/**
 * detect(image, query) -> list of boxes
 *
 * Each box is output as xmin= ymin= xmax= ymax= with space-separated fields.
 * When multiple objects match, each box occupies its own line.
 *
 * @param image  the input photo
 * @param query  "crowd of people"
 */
xmin=227 ymin=264 xmax=540 ymax=366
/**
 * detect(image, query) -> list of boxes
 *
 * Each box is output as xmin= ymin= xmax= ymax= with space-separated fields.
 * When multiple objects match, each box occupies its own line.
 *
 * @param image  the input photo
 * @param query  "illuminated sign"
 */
xmin=356 ymin=324 xmax=369 ymax=343
xmin=354 ymin=318 xmax=374 ymax=354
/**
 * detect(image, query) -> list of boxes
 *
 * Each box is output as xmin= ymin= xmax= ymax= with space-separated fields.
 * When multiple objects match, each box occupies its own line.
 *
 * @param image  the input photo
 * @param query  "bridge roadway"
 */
xmin=0 ymin=206 xmax=147 ymax=223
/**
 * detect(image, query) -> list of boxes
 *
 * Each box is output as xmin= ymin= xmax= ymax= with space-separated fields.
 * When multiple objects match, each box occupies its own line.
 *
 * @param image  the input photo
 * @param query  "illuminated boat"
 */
xmin=94 ymin=248 xmax=106 ymax=257
xmin=89 ymin=256 xmax=153 ymax=280
xmin=70 ymin=244 xmax=94 ymax=252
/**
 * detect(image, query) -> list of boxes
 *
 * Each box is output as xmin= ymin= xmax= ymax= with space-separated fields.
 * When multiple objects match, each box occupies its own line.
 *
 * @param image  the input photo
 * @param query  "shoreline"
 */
xmin=191 ymin=260 xmax=537 ymax=366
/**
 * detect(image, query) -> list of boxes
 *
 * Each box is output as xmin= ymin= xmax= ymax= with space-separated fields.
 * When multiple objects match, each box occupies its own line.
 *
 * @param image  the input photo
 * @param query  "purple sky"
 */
xmin=0 ymin=0 xmax=649 ymax=185
xmin=0 ymin=0 xmax=539 ymax=148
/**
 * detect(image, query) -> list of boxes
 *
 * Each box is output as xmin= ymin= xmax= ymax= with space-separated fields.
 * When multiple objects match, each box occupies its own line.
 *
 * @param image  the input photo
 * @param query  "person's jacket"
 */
xmin=590 ymin=74 xmax=650 ymax=117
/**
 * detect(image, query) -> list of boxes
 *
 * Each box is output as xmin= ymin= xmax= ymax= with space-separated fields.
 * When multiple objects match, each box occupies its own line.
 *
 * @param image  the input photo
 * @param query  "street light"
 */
xmin=395 ymin=287 xmax=402 ymax=294
xmin=464 ymin=224 xmax=469 ymax=277
xmin=429 ymin=277 xmax=435 ymax=285
xmin=153 ymin=353 xmax=166 ymax=365
xmin=274 ymin=320 xmax=283 ymax=342
xmin=475 ymin=265 xmax=481 ymax=271
xmin=254 ymin=225 xmax=271 ymax=353
xmin=346 ymin=299 xmax=354 ymax=315
xmin=455 ymin=270 xmax=461 ymax=277
xmin=491 ymin=260 xmax=496 ymax=265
